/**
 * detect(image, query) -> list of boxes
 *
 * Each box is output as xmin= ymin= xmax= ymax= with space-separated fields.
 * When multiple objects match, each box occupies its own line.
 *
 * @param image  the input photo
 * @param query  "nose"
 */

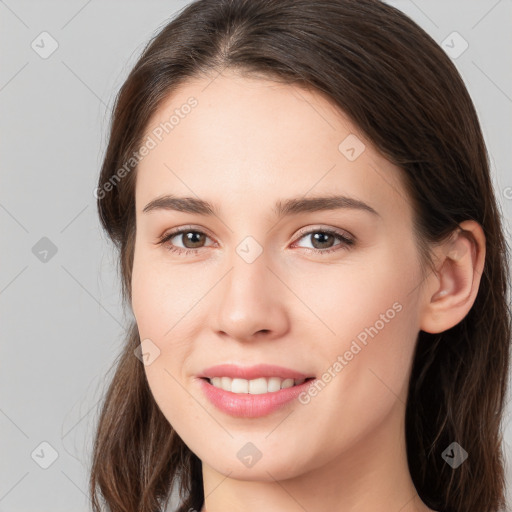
xmin=212 ymin=251 xmax=291 ymax=343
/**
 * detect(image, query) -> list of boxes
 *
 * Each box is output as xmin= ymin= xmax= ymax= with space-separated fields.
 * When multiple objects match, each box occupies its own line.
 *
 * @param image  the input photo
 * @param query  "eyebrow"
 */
xmin=142 ymin=194 xmax=379 ymax=218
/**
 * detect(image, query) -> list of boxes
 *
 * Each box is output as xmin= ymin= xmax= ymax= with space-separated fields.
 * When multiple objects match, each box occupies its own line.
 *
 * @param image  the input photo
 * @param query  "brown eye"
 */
xmin=177 ymin=231 xmax=207 ymax=249
xmin=294 ymin=228 xmax=355 ymax=255
xmin=157 ymin=228 xmax=214 ymax=255
xmin=309 ymin=232 xmax=337 ymax=249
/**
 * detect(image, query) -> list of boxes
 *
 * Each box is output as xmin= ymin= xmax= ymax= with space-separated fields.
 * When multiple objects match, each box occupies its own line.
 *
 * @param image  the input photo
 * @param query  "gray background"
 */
xmin=1 ymin=1 xmax=511 ymax=511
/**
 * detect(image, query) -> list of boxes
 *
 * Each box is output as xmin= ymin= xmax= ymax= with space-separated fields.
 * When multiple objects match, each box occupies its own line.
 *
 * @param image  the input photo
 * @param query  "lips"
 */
xmin=199 ymin=363 xmax=314 ymax=381
xmin=197 ymin=375 xmax=316 ymax=418
xmin=196 ymin=363 xmax=317 ymax=417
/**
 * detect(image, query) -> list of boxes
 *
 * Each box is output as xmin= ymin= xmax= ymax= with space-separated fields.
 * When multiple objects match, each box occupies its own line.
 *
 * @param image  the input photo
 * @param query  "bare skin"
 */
xmin=131 ymin=70 xmax=485 ymax=512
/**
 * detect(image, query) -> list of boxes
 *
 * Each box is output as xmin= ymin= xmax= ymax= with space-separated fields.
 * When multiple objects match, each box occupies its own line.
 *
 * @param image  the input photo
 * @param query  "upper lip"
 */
xmin=199 ymin=364 xmax=313 ymax=380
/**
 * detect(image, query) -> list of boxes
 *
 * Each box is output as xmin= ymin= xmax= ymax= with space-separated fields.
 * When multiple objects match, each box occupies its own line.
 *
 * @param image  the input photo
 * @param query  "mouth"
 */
xmin=198 ymin=374 xmax=317 ymax=418
xmin=201 ymin=376 xmax=316 ymax=395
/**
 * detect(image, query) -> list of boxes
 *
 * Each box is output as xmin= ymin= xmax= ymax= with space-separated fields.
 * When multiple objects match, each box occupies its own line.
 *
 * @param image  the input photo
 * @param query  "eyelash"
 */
xmin=156 ymin=226 xmax=355 ymax=256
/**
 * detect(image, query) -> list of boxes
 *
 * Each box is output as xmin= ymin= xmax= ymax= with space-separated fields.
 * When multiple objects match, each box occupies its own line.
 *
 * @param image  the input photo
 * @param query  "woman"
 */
xmin=90 ymin=1 xmax=511 ymax=511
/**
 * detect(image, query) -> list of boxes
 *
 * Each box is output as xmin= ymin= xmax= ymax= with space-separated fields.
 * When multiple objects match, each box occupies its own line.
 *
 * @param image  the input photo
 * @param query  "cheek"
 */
xmin=131 ymin=256 xmax=203 ymax=434
xmin=130 ymin=249 xmax=204 ymax=374
xmin=310 ymin=247 xmax=419 ymax=349
xmin=295 ymin=293 xmax=419 ymax=462
xmin=131 ymin=249 xmax=201 ymax=338
xmin=315 ymin=256 xmax=421 ymax=431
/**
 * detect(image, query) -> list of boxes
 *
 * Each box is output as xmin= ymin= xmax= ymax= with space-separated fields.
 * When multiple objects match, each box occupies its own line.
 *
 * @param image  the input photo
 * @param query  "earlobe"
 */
xmin=420 ymin=221 xmax=486 ymax=334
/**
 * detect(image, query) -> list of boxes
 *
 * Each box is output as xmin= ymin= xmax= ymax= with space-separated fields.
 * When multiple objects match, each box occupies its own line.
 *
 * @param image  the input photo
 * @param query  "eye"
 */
xmin=292 ymin=227 xmax=355 ymax=255
xmin=156 ymin=227 xmax=215 ymax=255
xmin=156 ymin=226 xmax=355 ymax=256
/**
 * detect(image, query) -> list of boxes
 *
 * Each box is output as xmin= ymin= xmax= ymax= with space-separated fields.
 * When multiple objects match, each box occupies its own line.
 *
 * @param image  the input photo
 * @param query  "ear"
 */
xmin=419 ymin=220 xmax=486 ymax=334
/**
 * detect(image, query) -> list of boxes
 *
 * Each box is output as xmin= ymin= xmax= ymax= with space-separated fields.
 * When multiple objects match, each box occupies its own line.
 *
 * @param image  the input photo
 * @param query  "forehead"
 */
xmin=135 ymin=71 xmax=412 ymax=220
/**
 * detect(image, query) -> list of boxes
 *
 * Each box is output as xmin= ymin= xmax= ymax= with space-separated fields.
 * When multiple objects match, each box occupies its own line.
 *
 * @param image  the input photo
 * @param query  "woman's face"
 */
xmin=131 ymin=70 xmax=427 ymax=480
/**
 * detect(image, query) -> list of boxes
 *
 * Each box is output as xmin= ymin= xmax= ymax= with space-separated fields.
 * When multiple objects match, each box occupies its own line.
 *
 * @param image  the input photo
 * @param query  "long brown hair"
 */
xmin=90 ymin=1 xmax=511 ymax=511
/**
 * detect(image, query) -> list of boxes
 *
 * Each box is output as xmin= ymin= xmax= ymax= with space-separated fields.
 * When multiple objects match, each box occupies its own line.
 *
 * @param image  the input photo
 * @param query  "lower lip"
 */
xmin=197 ymin=377 xmax=316 ymax=418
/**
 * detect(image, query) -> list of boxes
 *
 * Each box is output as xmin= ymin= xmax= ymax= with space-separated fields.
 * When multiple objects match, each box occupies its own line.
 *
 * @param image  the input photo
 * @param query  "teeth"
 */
xmin=209 ymin=376 xmax=307 ymax=394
